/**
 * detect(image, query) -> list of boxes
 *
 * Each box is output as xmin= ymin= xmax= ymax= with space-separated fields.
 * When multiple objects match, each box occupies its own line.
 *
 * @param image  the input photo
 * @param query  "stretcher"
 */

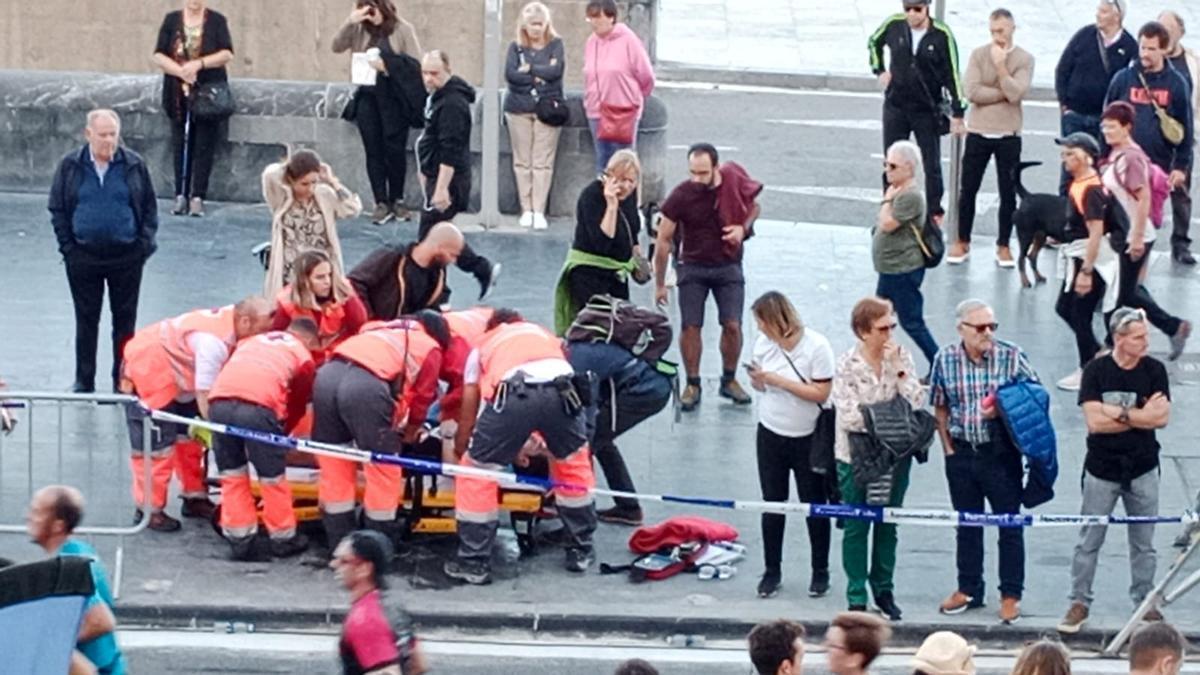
xmin=200 ymin=433 xmax=555 ymax=554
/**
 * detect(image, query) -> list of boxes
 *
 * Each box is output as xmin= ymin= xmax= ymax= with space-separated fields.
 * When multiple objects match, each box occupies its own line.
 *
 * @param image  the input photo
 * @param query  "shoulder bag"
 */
xmin=909 ymin=218 xmax=946 ymax=268
xmin=780 ymin=349 xmax=837 ymax=476
xmin=190 ymin=81 xmax=235 ymax=121
xmin=620 ymin=209 xmax=652 ymax=285
xmin=591 ymin=40 xmax=638 ymax=143
xmin=1136 ymin=70 xmax=1186 ymax=146
xmin=518 ymin=47 xmax=569 ymax=127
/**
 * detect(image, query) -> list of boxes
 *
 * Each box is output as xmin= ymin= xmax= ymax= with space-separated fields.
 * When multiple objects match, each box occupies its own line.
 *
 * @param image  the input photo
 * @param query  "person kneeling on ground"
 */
xmin=208 ymin=318 xmax=321 ymax=560
xmin=349 ymin=222 xmax=466 ymax=320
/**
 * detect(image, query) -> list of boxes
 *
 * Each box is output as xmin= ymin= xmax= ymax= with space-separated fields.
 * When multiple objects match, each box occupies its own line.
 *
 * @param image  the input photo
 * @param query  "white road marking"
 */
xmin=113 ymin=629 xmax=1192 ymax=671
xmin=766 ymin=118 xmax=1059 ymax=137
xmin=765 ymin=184 xmax=1000 ymax=212
xmin=657 ymin=80 xmax=1061 ymax=108
xmin=667 ymin=144 xmax=740 ymax=152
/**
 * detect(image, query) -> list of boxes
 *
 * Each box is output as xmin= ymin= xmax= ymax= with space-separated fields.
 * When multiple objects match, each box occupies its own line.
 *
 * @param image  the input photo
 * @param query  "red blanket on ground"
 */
xmin=628 ymin=516 xmax=739 ymax=553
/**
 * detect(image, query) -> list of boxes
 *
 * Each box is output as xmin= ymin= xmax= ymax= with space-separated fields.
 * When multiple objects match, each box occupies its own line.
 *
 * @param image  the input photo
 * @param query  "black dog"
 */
xmin=1013 ymin=161 xmax=1067 ymax=288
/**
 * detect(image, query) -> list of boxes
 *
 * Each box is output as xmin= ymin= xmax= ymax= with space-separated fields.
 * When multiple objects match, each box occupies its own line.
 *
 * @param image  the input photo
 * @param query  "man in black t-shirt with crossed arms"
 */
xmin=1058 ymin=307 xmax=1171 ymax=634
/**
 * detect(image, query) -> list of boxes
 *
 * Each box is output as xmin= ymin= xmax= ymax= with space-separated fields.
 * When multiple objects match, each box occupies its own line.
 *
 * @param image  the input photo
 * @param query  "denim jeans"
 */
xmin=945 ymin=439 xmax=1025 ymax=600
xmin=875 ymin=268 xmax=939 ymax=366
xmin=588 ymin=118 xmax=638 ymax=175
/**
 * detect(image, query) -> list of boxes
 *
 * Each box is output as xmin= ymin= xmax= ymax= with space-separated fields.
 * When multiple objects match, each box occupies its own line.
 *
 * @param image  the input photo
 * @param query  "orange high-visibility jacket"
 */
xmin=477 ymin=322 xmax=566 ymax=401
xmin=274 ymin=286 xmax=363 ymax=355
xmin=122 ymin=306 xmax=237 ymax=410
xmin=332 ymin=319 xmax=444 ymax=426
xmin=443 ymin=307 xmax=494 ymax=346
xmin=209 ymin=331 xmax=316 ymax=428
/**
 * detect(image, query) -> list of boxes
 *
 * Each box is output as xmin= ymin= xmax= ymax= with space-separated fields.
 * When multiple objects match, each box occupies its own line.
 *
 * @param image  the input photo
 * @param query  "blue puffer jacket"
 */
xmin=996 ymin=378 xmax=1057 ymax=508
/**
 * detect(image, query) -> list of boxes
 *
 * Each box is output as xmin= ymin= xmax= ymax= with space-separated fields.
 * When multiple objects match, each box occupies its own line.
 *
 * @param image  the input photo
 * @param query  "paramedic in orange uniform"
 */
xmin=438 ymin=306 xmax=495 ymax=427
xmin=120 ymin=296 xmax=273 ymax=531
xmin=271 ymin=249 xmax=367 ymax=362
xmin=443 ymin=309 xmax=597 ymax=586
xmin=312 ymin=313 xmax=450 ymax=552
xmin=208 ymin=318 xmax=320 ymax=560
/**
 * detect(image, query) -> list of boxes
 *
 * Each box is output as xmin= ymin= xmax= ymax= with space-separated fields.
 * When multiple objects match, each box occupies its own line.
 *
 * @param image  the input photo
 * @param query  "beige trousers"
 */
xmin=505 ymin=112 xmax=562 ymax=213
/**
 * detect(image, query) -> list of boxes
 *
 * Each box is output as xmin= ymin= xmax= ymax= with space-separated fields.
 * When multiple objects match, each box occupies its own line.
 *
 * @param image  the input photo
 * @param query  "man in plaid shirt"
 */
xmin=929 ymin=298 xmax=1038 ymax=625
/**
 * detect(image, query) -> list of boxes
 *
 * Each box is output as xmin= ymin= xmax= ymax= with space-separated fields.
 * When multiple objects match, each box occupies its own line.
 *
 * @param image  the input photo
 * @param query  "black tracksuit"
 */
xmin=869 ymin=15 xmax=966 ymax=218
xmin=415 ymin=75 xmax=489 ymax=279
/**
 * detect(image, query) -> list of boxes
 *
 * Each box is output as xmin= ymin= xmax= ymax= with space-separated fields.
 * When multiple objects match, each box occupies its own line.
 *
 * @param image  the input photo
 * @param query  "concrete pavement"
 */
xmin=2 ymin=85 xmax=1200 ymax=652
xmin=658 ymin=0 xmax=1200 ymax=91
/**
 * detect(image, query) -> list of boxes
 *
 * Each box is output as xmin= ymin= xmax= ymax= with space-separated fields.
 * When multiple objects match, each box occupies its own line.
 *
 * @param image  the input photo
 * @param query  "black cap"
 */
xmin=903 ymin=0 xmax=931 ymax=5
xmin=1055 ymin=131 xmax=1101 ymax=158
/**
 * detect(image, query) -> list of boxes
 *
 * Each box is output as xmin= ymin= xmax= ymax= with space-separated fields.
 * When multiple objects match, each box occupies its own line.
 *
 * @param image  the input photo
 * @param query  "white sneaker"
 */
xmin=519 ymin=211 xmax=534 ymax=228
xmin=532 ymin=212 xmax=548 ymax=230
xmin=1056 ymin=369 xmax=1083 ymax=391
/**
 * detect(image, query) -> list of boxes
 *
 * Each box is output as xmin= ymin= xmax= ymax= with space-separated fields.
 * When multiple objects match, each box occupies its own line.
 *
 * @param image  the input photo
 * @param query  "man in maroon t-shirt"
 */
xmin=653 ymin=143 xmax=762 ymax=411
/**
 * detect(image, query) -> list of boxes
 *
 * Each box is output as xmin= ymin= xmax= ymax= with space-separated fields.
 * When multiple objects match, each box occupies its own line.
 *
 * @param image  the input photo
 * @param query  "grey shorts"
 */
xmin=676 ymin=262 xmax=745 ymax=328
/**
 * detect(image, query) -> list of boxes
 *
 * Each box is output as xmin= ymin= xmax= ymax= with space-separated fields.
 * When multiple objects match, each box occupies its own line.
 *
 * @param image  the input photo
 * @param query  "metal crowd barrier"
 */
xmin=0 ymin=391 xmax=152 ymax=598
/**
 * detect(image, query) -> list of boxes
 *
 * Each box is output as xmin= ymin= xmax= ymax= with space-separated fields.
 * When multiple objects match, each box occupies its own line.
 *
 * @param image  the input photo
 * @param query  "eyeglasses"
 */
xmin=961 ymin=321 xmax=999 ymax=334
xmin=904 ymin=5 xmax=926 ymax=12
xmin=883 ymin=161 xmax=903 ymax=170
xmin=873 ymin=322 xmax=898 ymax=333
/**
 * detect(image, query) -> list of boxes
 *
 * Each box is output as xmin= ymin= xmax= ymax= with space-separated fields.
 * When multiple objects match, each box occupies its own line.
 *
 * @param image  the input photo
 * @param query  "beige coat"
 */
xmin=331 ymin=17 xmax=421 ymax=59
xmin=1182 ymin=47 xmax=1200 ymax=143
xmin=261 ymin=161 xmax=362 ymax=299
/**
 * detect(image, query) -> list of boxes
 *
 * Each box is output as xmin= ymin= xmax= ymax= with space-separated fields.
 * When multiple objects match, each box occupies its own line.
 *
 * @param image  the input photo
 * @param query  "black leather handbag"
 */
xmin=190 ymin=81 xmax=235 ymax=121
xmin=535 ymin=95 xmax=569 ymax=127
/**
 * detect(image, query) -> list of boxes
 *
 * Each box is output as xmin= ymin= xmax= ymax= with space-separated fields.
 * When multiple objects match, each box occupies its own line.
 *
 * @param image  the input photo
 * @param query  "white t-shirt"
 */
xmin=188 ymin=332 xmax=231 ymax=393
xmin=752 ymin=329 xmax=836 ymax=437
xmin=910 ymin=27 xmax=928 ymax=54
xmin=463 ymin=350 xmax=572 ymax=386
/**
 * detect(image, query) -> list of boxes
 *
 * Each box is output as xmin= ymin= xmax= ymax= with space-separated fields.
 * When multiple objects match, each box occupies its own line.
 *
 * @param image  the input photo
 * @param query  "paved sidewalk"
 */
xmin=2 ymin=189 xmax=1200 ymax=644
xmin=658 ymin=0 xmax=1200 ymax=89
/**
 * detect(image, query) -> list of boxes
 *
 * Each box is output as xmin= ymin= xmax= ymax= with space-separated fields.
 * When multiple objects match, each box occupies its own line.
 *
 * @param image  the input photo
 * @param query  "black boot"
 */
xmin=228 ymin=533 xmax=271 ymax=562
xmin=322 ymin=510 xmax=358 ymax=552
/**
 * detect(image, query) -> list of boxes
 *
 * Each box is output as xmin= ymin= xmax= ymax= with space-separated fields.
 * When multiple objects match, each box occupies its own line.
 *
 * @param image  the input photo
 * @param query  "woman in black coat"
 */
xmin=152 ymin=0 xmax=235 ymax=218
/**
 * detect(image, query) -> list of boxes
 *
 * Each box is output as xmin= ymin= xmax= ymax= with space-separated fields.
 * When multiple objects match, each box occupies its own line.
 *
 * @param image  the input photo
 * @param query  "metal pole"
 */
xmin=932 ymin=0 xmax=961 ymax=239
xmin=934 ymin=0 xmax=945 ymax=22
xmin=479 ymin=0 xmax=502 ymax=229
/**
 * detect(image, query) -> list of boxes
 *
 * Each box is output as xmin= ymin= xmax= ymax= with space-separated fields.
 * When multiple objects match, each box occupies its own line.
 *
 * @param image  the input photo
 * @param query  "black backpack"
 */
xmin=565 ymin=295 xmax=672 ymax=364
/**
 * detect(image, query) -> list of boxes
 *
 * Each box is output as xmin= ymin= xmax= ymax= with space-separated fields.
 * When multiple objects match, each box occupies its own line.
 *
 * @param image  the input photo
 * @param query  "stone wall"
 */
xmin=0 ymin=0 xmax=656 ymax=88
xmin=0 ymin=70 xmax=668 ymax=217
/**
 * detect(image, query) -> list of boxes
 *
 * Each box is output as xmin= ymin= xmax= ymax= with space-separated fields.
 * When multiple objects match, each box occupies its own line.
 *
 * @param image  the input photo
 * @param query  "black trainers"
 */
xmin=757 ymin=570 xmax=782 ymax=598
xmin=808 ymin=568 xmax=830 ymax=597
xmin=565 ymin=547 xmax=595 ymax=573
xmin=444 ymin=558 xmax=492 ymax=585
xmin=476 ymin=261 xmax=502 ymax=301
xmin=874 ymin=592 xmax=903 ymax=621
xmin=370 ymin=202 xmax=393 ymax=225
xmin=271 ymin=533 xmax=310 ymax=558
xmin=596 ymin=505 xmax=644 ymax=526
xmin=849 ymin=604 xmax=868 ymax=611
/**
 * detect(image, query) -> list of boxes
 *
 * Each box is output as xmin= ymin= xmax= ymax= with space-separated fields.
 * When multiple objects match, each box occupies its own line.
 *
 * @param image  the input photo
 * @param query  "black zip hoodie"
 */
xmin=417 ymin=75 xmax=476 ymax=178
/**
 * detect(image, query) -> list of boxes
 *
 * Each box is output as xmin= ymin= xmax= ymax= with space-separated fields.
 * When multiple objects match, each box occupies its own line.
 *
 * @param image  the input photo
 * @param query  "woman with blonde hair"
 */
xmin=270 ymin=249 xmax=367 ymax=361
xmin=745 ymin=291 xmax=836 ymax=600
xmin=1011 ymin=640 xmax=1071 ymax=675
xmin=553 ymin=149 xmax=643 ymax=332
xmin=504 ymin=2 xmax=566 ymax=230
xmin=261 ymin=149 xmax=362 ymax=299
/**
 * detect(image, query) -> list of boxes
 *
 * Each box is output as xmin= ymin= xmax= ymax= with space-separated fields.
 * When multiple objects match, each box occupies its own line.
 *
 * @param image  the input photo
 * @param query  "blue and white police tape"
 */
xmin=151 ymin=408 xmax=1199 ymax=529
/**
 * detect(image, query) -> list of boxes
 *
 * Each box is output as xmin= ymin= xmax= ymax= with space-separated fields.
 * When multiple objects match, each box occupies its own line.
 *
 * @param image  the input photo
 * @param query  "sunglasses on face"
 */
xmin=904 ymin=5 xmax=926 ymax=12
xmin=961 ymin=321 xmax=999 ymax=334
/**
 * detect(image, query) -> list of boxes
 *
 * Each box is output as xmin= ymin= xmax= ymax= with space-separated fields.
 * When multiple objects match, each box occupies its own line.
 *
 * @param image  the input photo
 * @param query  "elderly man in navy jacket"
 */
xmin=48 ymin=109 xmax=158 ymax=393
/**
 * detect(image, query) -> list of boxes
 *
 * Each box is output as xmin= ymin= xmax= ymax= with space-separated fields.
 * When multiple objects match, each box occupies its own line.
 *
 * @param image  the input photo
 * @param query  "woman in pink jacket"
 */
xmin=583 ymin=0 xmax=655 ymax=174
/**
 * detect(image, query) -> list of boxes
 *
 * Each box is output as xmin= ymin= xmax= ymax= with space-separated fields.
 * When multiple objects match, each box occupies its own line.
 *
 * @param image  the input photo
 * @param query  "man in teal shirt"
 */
xmin=27 ymin=485 xmax=127 ymax=674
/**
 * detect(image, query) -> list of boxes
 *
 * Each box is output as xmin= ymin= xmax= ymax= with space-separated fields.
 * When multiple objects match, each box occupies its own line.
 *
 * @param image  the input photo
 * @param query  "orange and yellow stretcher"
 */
xmin=194 ymin=425 xmax=554 ymax=553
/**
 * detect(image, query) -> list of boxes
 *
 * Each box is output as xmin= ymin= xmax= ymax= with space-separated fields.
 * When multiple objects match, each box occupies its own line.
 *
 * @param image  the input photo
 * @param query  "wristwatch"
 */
xmin=1118 ymin=405 xmax=1131 ymax=424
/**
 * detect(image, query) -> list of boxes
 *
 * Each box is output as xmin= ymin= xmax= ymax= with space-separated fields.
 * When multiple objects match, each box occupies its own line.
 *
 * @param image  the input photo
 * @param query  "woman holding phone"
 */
xmin=332 ymin=0 xmax=422 ymax=225
xmin=745 ymin=291 xmax=835 ymax=600
xmin=152 ymin=0 xmax=234 ymax=218
xmin=553 ymin=150 xmax=642 ymax=333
